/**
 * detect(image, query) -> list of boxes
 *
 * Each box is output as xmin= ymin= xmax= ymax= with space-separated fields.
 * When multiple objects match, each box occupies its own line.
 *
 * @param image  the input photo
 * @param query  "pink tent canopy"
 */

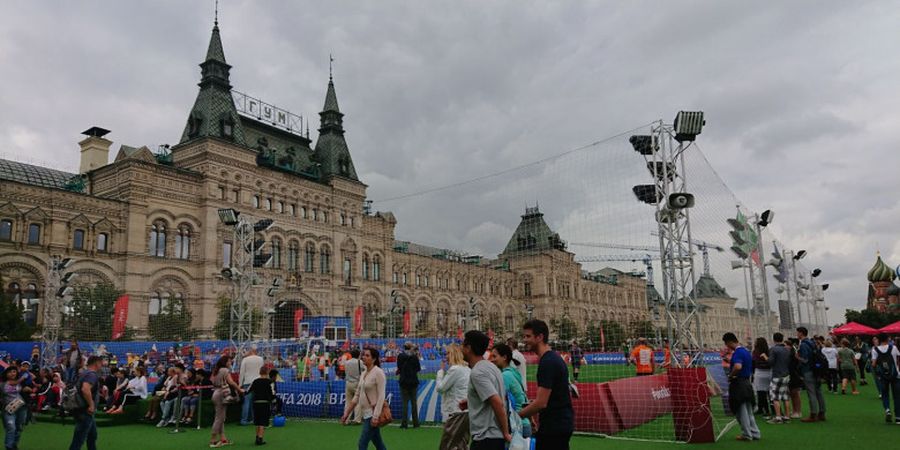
xmin=879 ymin=321 xmax=900 ymax=334
xmin=832 ymin=322 xmax=879 ymax=336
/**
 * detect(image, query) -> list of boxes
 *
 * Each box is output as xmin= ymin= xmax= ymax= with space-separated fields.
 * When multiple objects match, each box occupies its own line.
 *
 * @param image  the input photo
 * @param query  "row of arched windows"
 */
xmin=149 ymin=221 xmax=192 ymax=260
xmin=1 ymin=219 xmax=109 ymax=252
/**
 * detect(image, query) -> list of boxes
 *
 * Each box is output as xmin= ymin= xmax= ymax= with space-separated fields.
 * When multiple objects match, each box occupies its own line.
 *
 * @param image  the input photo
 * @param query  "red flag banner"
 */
xmin=354 ymin=306 xmax=363 ymax=335
xmin=293 ymin=308 xmax=305 ymax=338
xmin=403 ymin=310 xmax=411 ymax=335
xmin=111 ymin=295 xmax=129 ymax=340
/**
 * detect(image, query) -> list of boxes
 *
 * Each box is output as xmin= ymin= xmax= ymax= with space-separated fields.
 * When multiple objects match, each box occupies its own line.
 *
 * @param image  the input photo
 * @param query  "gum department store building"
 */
xmin=0 ymin=22 xmax=684 ymax=340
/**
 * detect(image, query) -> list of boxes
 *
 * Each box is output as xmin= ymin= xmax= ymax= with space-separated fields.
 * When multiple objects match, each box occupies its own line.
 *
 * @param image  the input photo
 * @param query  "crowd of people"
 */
xmin=722 ymin=327 xmax=900 ymax=442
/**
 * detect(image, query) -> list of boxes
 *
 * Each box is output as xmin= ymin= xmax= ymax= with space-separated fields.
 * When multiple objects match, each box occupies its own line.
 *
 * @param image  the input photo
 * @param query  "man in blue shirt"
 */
xmin=724 ymin=332 xmax=760 ymax=441
xmin=796 ymin=327 xmax=825 ymax=422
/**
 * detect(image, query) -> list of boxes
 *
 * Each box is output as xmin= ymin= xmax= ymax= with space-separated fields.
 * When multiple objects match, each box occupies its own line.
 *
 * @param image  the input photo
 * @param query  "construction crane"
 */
xmin=569 ymin=242 xmax=659 ymax=253
xmin=650 ymin=231 xmax=724 ymax=276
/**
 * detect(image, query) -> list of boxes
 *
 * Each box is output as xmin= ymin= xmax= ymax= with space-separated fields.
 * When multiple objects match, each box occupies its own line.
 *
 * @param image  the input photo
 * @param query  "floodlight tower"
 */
xmin=41 ymin=256 xmax=76 ymax=369
xmin=630 ymin=111 xmax=705 ymax=366
xmin=219 ymin=208 xmax=273 ymax=359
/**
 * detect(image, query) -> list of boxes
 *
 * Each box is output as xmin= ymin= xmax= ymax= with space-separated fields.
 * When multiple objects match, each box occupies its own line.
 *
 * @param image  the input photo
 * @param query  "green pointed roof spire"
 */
xmin=205 ymin=23 xmax=226 ymax=64
xmin=323 ymin=78 xmax=340 ymax=112
xmin=178 ymin=21 xmax=245 ymax=145
xmin=313 ymin=73 xmax=357 ymax=180
xmin=501 ymin=206 xmax=567 ymax=255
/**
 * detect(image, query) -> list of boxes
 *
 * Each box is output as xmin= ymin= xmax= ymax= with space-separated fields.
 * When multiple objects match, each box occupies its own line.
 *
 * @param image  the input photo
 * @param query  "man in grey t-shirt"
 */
xmin=766 ymin=332 xmax=792 ymax=424
xmin=460 ymin=330 xmax=510 ymax=450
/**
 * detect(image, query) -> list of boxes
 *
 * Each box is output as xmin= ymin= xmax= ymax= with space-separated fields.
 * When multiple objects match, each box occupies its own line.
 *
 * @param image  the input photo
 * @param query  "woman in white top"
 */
xmin=435 ymin=343 xmax=471 ymax=450
xmin=107 ymin=366 xmax=148 ymax=413
xmin=342 ymin=347 xmax=388 ymax=450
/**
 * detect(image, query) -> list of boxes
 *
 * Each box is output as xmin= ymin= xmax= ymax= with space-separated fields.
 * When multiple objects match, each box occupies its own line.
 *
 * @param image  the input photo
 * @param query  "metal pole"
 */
xmin=41 ymin=257 xmax=63 ymax=370
xmin=790 ymin=254 xmax=803 ymax=328
xmin=754 ymin=218 xmax=773 ymax=339
xmin=740 ymin=263 xmax=754 ymax=341
xmin=746 ymin=257 xmax=759 ymax=338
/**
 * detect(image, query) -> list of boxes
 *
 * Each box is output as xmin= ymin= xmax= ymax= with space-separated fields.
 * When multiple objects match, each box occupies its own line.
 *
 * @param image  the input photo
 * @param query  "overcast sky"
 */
xmin=2 ymin=1 xmax=899 ymax=326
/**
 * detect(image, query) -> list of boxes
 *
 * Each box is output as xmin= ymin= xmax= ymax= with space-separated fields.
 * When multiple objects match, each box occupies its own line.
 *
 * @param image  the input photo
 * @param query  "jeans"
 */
xmin=880 ymin=378 xmax=900 ymax=413
xmin=734 ymin=401 xmax=760 ymax=439
xmin=801 ymin=370 xmax=825 ymax=415
xmin=240 ymin=390 xmax=254 ymax=425
xmin=358 ymin=417 xmax=387 ymax=450
xmin=69 ymin=411 xmax=97 ymax=450
xmin=400 ymin=385 xmax=419 ymax=427
xmin=3 ymin=407 xmax=27 ymax=449
xmin=66 ymin=368 xmax=78 ymax=383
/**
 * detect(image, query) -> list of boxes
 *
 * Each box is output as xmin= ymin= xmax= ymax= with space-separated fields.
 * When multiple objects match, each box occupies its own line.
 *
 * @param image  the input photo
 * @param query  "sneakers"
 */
xmin=156 ymin=420 xmax=168 ymax=428
xmin=209 ymin=442 xmax=223 ymax=448
xmin=766 ymin=417 xmax=784 ymax=424
xmin=790 ymin=413 xmax=802 ymax=419
xmin=255 ymin=437 xmax=267 ymax=446
xmin=886 ymin=409 xmax=893 ymax=423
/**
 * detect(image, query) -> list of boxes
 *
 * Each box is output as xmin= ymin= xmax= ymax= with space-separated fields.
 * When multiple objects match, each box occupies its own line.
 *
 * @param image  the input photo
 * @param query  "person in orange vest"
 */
xmin=660 ymin=339 xmax=672 ymax=370
xmin=629 ymin=337 xmax=656 ymax=376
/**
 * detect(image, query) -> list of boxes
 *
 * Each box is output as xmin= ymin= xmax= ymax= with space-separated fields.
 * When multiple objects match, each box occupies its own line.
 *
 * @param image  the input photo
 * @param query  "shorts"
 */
xmin=840 ymin=368 xmax=857 ymax=381
xmin=252 ymin=402 xmax=271 ymax=426
xmin=769 ymin=376 xmax=789 ymax=402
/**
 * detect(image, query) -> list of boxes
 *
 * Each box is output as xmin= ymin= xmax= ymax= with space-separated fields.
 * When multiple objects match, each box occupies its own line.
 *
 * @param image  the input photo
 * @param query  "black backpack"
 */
xmin=61 ymin=375 xmax=86 ymax=413
xmin=803 ymin=340 xmax=829 ymax=378
xmin=874 ymin=344 xmax=898 ymax=382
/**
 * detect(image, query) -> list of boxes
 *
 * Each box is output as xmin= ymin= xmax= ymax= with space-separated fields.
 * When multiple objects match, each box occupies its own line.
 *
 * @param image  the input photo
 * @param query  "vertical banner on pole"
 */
xmin=111 ymin=295 xmax=129 ymax=340
xmin=293 ymin=308 xmax=304 ymax=337
xmin=402 ymin=310 xmax=411 ymax=335
xmin=354 ymin=306 xmax=363 ymax=335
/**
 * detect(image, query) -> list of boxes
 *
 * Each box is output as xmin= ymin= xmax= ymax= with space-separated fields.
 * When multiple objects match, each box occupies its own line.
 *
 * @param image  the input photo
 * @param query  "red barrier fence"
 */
xmin=526 ymin=367 xmax=713 ymax=443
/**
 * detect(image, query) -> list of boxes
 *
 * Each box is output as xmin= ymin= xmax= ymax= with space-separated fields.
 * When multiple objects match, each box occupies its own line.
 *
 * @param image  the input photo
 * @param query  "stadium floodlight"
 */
xmin=221 ymin=267 xmax=242 ymax=279
xmin=61 ymin=272 xmax=78 ymax=284
xmin=821 ymin=283 xmax=830 ymax=291
xmin=629 ymin=135 xmax=656 ymax=155
xmin=667 ymin=193 xmax=694 ymax=209
xmin=253 ymin=218 xmax=274 ymax=232
xmin=730 ymin=260 xmax=745 ymax=270
xmin=811 ymin=268 xmax=822 ymax=278
xmin=218 ymin=208 xmax=240 ymax=225
xmin=758 ymin=210 xmax=774 ymax=227
xmin=793 ymin=250 xmax=807 ymax=260
xmin=673 ymin=111 xmax=705 ymax=142
xmin=56 ymin=286 xmax=74 ymax=298
xmin=272 ymin=277 xmax=283 ymax=288
xmin=632 ymin=185 xmax=660 ymax=204
xmin=53 ymin=258 xmax=73 ymax=271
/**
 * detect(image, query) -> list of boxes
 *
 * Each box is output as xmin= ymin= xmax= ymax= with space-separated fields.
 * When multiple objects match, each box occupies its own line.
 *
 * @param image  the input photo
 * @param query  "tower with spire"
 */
xmin=312 ymin=73 xmax=358 ymax=181
xmin=179 ymin=21 xmax=245 ymax=146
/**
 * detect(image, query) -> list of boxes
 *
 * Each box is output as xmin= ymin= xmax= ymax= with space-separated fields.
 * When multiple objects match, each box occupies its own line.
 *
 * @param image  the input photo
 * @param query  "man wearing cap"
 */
xmin=239 ymin=345 xmax=264 ymax=426
xmin=396 ymin=341 xmax=421 ymax=428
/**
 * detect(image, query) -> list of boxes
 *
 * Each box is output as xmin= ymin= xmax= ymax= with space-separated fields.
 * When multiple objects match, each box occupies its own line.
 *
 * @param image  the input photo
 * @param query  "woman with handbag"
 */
xmin=436 ymin=344 xmax=471 ymax=450
xmin=342 ymin=347 xmax=389 ymax=450
xmin=210 ymin=355 xmax=244 ymax=448
xmin=2 ymin=366 xmax=31 ymax=450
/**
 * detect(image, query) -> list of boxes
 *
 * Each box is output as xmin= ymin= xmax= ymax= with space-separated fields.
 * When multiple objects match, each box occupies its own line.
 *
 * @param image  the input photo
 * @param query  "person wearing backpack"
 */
xmin=796 ymin=327 xmax=826 ymax=422
xmin=68 ymin=356 xmax=102 ymax=450
xmin=870 ymin=334 xmax=900 ymax=424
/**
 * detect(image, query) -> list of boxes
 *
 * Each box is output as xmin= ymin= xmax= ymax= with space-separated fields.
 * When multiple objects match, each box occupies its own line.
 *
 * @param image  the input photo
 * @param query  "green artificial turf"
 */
xmin=21 ymin=380 xmax=896 ymax=449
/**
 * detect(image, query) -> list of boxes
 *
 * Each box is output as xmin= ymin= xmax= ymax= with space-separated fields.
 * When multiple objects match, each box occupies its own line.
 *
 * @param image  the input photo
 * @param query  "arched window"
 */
xmin=287 ymin=241 xmax=299 ymax=271
xmin=349 ymin=216 xmax=354 ymax=228
xmin=304 ymin=243 xmax=315 ymax=273
xmin=174 ymin=226 xmax=190 ymax=260
xmin=373 ymin=255 xmax=381 ymax=281
xmin=301 ymin=206 xmax=308 ymax=219
xmin=362 ymin=254 xmax=370 ymax=280
xmin=320 ymin=246 xmax=331 ymax=274
xmin=0 ymin=220 xmax=12 ymax=241
xmin=73 ymin=229 xmax=85 ymax=250
xmin=340 ymin=214 xmax=346 ymax=226
xmin=343 ymin=257 xmax=352 ymax=285
xmin=149 ymin=292 xmax=162 ymax=316
xmin=289 ymin=204 xmax=296 ymax=216
xmin=252 ymin=195 xmax=260 ymax=209
xmin=277 ymin=201 xmax=284 ymax=214
xmin=272 ymin=238 xmax=282 ymax=268
xmin=265 ymin=198 xmax=272 ymax=211
xmin=322 ymin=211 xmax=328 ymax=223
xmin=97 ymin=232 xmax=108 ymax=252
xmin=149 ymin=222 xmax=166 ymax=257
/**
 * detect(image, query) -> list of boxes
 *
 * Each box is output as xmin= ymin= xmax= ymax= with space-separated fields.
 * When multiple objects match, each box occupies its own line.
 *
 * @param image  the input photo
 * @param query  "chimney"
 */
xmin=78 ymin=126 xmax=112 ymax=174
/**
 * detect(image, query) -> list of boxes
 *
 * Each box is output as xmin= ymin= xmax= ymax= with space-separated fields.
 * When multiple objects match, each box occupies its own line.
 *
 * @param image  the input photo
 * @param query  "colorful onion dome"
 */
xmin=867 ymin=255 xmax=896 ymax=283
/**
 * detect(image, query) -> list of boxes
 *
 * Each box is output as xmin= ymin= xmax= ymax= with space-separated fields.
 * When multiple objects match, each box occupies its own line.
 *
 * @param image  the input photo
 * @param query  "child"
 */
xmin=249 ymin=366 xmax=275 ymax=445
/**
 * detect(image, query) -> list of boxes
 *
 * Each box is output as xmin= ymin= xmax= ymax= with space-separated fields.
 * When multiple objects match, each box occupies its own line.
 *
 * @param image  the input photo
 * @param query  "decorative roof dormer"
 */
xmin=179 ymin=21 xmax=245 ymax=146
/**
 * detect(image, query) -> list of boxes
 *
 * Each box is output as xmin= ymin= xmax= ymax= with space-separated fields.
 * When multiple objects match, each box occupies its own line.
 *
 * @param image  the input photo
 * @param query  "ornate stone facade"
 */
xmin=0 ymin=23 xmax=649 ymax=340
